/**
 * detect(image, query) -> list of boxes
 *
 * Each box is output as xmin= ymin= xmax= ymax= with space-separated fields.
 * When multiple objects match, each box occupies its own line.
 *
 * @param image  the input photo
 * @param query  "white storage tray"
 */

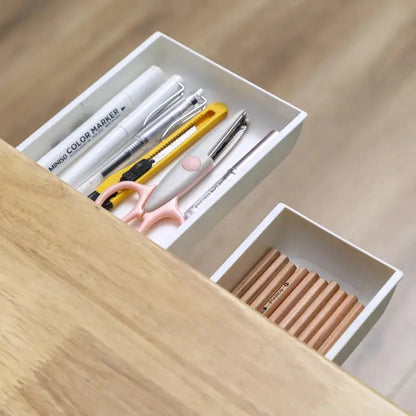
xmin=17 ymin=32 xmax=306 ymax=252
xmin=211 ymin=203 xmax=403 ymax=364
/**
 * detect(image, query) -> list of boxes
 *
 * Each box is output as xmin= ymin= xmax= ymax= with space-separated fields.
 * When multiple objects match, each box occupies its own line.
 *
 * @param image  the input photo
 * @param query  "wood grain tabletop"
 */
xmin=0 ymin=140 xmax=407 ymax=414
xmin=1 ymin=0 xmax=416 ymax=413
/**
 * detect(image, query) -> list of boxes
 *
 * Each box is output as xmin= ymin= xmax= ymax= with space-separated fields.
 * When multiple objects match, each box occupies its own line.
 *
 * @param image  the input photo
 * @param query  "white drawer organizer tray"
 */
xmin=17 ymin=32 xmax=306 ymax=251
xmin=17 ymin=32 xmax=402 ymax=364
xmin=211 ymin=203 xmax=403 ymax=364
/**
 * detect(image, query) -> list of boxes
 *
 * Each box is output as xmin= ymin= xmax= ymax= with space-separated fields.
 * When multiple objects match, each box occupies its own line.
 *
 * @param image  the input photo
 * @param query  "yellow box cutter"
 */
xmin=88 ymin=103 xmax=228 ymax=210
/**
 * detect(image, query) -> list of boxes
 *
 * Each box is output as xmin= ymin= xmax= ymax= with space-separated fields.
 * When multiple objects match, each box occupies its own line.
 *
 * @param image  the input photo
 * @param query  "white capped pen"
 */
xmin=37 ymin=65 xmax=165 ymax=175
xmin=59 ymin=75 xmax=184 ymax=187
xmin=184 ymin=130 xmax=277 ymax=218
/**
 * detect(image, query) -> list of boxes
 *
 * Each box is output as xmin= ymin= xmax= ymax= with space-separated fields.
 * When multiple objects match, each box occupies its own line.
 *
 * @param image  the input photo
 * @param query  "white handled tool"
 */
xmin=144 ymin=110 xmax=249 ymax=212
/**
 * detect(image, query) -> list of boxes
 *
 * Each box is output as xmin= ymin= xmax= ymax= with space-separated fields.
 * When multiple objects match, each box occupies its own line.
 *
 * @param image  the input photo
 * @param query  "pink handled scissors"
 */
xmin=95 ymin=111 xmax=248 ymax=233
xmin=95 ymin=181 xmax=186 ymax=233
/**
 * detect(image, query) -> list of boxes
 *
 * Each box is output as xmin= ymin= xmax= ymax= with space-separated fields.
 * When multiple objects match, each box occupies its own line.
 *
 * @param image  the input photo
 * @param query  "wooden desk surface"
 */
xmin=0 ymin=141 xmax=405 ymax=414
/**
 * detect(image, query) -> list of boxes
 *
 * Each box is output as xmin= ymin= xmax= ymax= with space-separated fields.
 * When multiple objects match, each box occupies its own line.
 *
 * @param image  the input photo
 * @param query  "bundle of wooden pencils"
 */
xmin=232 ymin=248 xmax=364 ymax=355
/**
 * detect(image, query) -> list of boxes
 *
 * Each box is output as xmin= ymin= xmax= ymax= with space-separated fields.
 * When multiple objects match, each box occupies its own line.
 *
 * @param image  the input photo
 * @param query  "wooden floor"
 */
xmin=1 ymin=0 xmax=415 ymax=413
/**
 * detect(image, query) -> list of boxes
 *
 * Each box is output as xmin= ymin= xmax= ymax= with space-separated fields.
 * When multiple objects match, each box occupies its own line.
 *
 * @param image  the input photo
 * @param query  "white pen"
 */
xmin=59 ymin=75 xmax=184 ymax=187
xmin=37 ymin=65 xmax=165 ymax=175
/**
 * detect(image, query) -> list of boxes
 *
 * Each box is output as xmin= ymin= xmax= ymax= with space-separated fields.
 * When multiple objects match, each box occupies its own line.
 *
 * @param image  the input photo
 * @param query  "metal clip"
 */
xmin=208 ymin=110 xmax=249 ymax=164
xmin=142 ymin=83 xmax=185 ymax=128
xmin=161 ymin=94 xmax=207 ymax=138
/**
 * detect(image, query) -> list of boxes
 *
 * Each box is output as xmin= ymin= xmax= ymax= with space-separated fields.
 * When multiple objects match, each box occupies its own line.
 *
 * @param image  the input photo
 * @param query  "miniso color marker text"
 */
xmin=59 ymin=75 xmax=183 ymax=187
xmin=37 ymin=66 xmax=164 ymax=175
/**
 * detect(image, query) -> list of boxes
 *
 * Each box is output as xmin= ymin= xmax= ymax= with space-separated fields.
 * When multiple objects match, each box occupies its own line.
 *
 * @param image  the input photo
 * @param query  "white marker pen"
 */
xmin=37 ymin=65 xmax=165 ymax=175
xmin=59 ymin=75 xmax=184 ymax=187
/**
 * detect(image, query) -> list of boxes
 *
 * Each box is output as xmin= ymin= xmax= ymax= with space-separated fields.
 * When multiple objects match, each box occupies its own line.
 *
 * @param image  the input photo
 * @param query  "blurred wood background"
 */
xmin=1 ymin=0 xmax=415 ymax=413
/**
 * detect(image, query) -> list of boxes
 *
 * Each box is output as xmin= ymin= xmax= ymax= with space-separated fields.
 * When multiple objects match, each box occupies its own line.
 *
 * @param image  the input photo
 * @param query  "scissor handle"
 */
xmin=95 ymin=181 xmax=156 ymax=223
xmin=138 ymin=197 xmax=185 ymax=234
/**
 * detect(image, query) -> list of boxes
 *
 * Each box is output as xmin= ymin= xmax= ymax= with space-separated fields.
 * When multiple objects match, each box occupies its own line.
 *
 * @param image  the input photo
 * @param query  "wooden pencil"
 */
xmin=307 ymin=294 xmax=358 ymax=350
xmin=240 ymin=254 xmax=289 ymax=304
xmin=262 ymin=267 xmax=309 ymax=317
xmin=270 ymin=271 xmax=319 ymax=324
xmin=298 ymin=289 xmax=347 ymax=343
xmin=288 ymin=281 xmax=339 ymax=337
xmin=279 ymin=278 xmax=328 ymax=330
xmin=231 ymin=248 xmax=280 ymax=298
xmin=249 ymin=261 xmax=296 ymax=310
xmin=318 ymin=302 xmax=365 ymax=355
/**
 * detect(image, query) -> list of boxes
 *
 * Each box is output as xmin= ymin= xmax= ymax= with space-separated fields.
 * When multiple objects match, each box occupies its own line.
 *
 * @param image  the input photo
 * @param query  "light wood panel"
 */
xmin=0 ymin=139 xmax=406 ymax=414
xmin=1 ymin=0 xmax=416 ymax=413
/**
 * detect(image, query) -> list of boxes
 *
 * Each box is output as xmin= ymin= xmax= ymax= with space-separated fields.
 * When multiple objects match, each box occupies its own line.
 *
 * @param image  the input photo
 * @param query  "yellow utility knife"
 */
xmin=89 ymin=103 xmax=228 ymax=210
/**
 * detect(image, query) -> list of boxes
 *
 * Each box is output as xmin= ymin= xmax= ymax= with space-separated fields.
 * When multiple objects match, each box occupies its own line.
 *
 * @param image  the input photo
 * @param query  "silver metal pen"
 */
xmin=184 ymin=130 xmax=277 ymax=218
xmin=100 ymin=89 xmax=206 ymax=177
